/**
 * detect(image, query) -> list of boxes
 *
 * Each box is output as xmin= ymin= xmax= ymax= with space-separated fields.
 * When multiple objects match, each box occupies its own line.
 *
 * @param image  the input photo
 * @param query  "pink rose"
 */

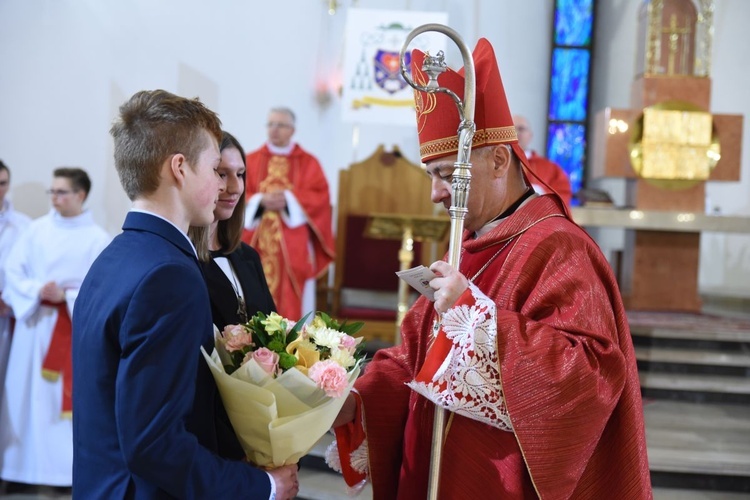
xmin=224 ymin=324 xmax=246 ymax=337
xmin=340 ymin=334 xmax=357 ymax=352
xmin=308 ymin=359 xmax=348 ymax=398
xmin=222 ymin=324 xmax=253 ymax=352
xmin=252 ymin=347 xmax=280 ymax=376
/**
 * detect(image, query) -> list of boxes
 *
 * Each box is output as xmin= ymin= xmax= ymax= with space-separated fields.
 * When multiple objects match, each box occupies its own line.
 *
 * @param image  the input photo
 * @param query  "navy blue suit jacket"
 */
xmin=72 ymin=212 xmax=271 ymax=499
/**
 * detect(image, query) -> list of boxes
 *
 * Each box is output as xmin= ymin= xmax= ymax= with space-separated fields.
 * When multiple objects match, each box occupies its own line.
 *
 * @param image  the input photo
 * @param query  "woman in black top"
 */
xmin=190 ymin=131 xmax=276 ymax=460
xmin=193 ymin=131 xmax=276 ymax=331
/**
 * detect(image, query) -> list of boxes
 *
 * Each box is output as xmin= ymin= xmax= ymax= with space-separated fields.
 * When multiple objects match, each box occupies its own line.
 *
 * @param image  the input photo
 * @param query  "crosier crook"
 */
xmin=399 ymin=24 xmax=476 ymax=500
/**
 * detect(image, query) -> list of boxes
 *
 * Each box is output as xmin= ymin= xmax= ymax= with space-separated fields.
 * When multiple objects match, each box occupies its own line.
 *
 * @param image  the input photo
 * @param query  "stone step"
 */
xmin=641 ymin=372 xmax=750 ymax=404
xmin=631 ymin=325 xmax=750 ymax=344
xmin=645 ymin=400 xmax=750 ymax=492
xmin=628 ymin=311 xmax=750 ymax=344
xmin=640 ymin=373 xmax=750 ymax=395
xmin=635 ymin=346 xmax=750 ymax=368
xmin=652 ymin=488 xmax=750 ymax=499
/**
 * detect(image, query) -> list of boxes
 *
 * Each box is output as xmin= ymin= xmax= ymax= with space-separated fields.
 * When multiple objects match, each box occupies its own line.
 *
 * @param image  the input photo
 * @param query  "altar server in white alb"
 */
xmin=0 ymin=167 xmax=109 ymax=488
xmin=0 ymin=160 xmax=31 ymax=401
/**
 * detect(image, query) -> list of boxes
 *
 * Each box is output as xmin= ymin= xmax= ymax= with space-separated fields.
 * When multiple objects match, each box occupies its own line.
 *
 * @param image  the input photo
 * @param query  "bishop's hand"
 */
xmin=429 ymin=260 xmax=469 ymax=315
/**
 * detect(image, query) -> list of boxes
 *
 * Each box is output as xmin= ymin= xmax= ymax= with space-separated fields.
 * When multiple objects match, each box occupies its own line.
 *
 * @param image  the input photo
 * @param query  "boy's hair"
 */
xmin=54 ymin=167 xmax=92 ymax=200
xmin=0 ymin=160 xmax=8 ymax=176
xmin=110 ymin=89 xmax=222 ymax=200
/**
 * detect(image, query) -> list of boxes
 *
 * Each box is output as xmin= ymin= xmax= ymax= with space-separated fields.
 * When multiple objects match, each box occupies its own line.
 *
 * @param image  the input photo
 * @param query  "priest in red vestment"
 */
xmin=513 ymin=114 xmax=573 ymax=207
xmin=242 ymin=107 xmax=335 ymax=320
xmin=329 ymin=39 xmax=652 ymax=499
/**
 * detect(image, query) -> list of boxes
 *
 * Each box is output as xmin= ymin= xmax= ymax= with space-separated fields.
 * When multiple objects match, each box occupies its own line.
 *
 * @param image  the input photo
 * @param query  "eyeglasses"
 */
xmin=267 ymin=122 xmax=293 ymax=129
xmin=46 ymin=189 xmax=74 ymax=197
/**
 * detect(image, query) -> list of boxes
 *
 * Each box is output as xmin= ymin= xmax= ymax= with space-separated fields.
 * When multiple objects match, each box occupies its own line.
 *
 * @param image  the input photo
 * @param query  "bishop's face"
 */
xmin=425 ymin=145 xmax=510 ymax=233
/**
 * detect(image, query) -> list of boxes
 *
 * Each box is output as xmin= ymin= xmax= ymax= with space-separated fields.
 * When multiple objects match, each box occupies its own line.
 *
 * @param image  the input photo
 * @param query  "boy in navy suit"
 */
xmin=72 ymin=90 xmax=298 ymax=499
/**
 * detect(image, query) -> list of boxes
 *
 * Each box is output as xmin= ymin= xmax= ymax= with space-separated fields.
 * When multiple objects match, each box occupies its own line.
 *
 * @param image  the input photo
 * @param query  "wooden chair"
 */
xmin=327 ymin=145 xmax=445 ymax=344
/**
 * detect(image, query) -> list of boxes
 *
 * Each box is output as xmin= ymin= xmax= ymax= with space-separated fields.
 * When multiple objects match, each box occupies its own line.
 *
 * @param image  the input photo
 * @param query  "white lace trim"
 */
xmin=324 ymin=439 xmax=342 ymax=473
xmin=325 ymin=438 xmax=370 ymax=496
xmin=350 ymin=440 xmax=369 ymax=475
xmin=324 ymin=438 xmax=370 ymax=476
xmin=408 ymin=282 xmax=513 ymax=432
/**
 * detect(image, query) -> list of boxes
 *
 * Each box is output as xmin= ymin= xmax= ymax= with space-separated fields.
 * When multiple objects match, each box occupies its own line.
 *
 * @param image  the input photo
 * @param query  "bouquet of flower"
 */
xmin=201 ymin=311 xmax=365 ymax=467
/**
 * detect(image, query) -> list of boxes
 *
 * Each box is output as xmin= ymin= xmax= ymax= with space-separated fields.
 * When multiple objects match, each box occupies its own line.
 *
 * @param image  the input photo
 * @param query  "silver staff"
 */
xmin=400 ymin=24 xmax=476 ymax=500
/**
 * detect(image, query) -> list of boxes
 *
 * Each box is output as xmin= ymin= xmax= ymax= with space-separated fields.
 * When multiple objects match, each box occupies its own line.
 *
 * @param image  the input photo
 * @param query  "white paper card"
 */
xmin=396 ymin=265 xmax=437 ymax=301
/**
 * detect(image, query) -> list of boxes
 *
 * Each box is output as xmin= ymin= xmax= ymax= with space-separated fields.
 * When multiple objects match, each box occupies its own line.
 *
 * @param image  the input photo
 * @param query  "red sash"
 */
xmin=41 ymin=300 xmax=72 ymax=418
xmin=333 ymin=391 xmax=368 ymax=487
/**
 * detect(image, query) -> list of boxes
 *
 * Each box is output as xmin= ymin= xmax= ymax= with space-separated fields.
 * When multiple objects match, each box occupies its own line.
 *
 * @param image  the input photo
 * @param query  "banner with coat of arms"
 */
xmin=341 ymin=8 xmax=448 ymax=125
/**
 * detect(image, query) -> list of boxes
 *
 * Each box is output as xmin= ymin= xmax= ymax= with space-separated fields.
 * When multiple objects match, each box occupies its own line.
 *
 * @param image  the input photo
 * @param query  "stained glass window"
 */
xmin=547 ymin=122 xmax=586 ymax=194
xmin=549 ymin=48 xmax=590 ymax=122
xmin=546 ymin=0 xmax=595 ymax=204
xmin=554 ymin=0 xmax=593 ymax=46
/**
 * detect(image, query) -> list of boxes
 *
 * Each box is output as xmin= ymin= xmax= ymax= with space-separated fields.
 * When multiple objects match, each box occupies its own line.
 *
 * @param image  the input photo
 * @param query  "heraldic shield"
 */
xmin=374 ymin=49 xmax=411 ymax=94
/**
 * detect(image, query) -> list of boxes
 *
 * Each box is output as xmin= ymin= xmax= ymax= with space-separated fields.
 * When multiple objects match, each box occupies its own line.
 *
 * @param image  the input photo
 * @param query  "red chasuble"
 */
xmin=341 ymin=195 xmax=651 ymax=499
xmin=242 ymin=144 xmax=335 ymax=320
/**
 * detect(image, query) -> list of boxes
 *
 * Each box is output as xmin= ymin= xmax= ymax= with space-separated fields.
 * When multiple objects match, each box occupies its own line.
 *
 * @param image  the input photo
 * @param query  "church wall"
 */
xmin=0 ymin=0 xmax=747 ymax=297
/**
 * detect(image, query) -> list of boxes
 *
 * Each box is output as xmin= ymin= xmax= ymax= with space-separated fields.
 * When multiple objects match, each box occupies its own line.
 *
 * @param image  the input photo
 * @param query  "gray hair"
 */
xmin=269 ymin=107 xmax=296 ymax=125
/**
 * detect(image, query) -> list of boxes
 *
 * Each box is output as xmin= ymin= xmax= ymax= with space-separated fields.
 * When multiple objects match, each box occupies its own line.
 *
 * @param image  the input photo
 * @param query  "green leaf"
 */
xmin=286 ymin=311 xmax=313 ymax=344
xmin=285 ymin=330 xmax=299 ymax=346
xmin=341 ymin=321 xmax=365 ymax=335
xmin=230 ymin=350 xmax=245 ymax=368
xmin=249 ymin=313 xmax=270 ymax=348
xmin=318 ymin=311 xmax=333 ymax=326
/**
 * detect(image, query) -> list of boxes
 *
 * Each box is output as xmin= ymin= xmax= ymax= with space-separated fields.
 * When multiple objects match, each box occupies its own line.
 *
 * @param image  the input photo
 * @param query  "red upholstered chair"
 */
xmin=327 ymin=145 xmax=445 ymax=343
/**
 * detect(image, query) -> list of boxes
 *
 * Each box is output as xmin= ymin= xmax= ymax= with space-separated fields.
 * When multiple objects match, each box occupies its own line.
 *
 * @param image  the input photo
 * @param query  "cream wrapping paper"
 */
xmin=201 ymin=344 xmax=361 ymax=467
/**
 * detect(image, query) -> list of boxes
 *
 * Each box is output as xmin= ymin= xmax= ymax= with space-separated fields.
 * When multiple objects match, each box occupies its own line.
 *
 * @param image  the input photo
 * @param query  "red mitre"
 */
xmin=411 ymin=38 xmax=529 ymax=170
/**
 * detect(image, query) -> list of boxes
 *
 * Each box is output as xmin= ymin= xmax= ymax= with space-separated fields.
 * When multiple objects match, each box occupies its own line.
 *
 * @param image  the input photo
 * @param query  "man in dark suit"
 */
xmin=72 ymin=90 xmax=298 ymax=499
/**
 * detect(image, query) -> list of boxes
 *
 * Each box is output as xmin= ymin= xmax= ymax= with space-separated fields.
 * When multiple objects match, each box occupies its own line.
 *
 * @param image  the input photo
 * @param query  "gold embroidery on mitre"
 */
xmin=413 ymin=64 xmax=436 ymax=135
xmin=420 ymin=126 xmax=519 ymax=159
